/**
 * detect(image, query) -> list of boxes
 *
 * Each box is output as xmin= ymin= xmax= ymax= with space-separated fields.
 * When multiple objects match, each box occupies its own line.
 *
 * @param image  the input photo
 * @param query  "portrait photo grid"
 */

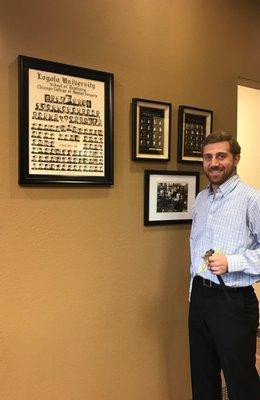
xmin=138 ymin=106 xmax=164 ymax=155
xmin=28 ymin=69 xmax=105 ymax=176
xmin=183 ymin=113 xmax=206 ymax=158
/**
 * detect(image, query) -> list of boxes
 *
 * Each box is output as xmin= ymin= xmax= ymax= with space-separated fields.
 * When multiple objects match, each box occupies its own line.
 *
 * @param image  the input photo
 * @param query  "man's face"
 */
xmin=202 ymin=141 xmax=240 ymax=187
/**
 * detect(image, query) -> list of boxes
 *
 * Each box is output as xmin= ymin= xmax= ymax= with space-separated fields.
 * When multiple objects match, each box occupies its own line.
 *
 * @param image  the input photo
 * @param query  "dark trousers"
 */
xmin=189 ymin=276 xmax=260 ymax=400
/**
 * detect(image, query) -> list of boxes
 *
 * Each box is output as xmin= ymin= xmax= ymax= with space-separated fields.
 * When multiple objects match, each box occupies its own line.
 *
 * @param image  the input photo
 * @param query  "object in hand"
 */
xmin=202 ymin=249 xmax=230 ymax=301
xmin=202 ymin=249 xmax=215 ymax=265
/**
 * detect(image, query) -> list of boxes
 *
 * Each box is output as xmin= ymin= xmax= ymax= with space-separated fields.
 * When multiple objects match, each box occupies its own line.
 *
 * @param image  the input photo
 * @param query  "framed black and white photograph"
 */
xmin=144 ymin=170 xmax=199 ymax=225
xmin=177 ymin=105 xmax=213 ymax=163
xmin=18 ymin=55 xmax=114 ymax=185
xmin=132 ymin=98 xmax=171 ymax=161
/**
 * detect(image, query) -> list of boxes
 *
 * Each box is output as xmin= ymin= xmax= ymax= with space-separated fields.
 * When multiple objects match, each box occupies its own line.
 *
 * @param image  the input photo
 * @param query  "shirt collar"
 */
xmin=206 ymin=174 xmax=240 ymax=197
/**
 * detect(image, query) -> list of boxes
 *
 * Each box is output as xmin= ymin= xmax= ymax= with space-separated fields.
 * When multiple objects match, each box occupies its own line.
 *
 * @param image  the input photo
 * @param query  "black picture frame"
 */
xmin=132 ymin=98 xmax=171 ymax=161
xmin=18 ymin=55 xmax=114 ymax=186
xmin=144 ymin=170 xmax=199 ymax=226
xmin=177 ymin=105 xmax=213 ymax=163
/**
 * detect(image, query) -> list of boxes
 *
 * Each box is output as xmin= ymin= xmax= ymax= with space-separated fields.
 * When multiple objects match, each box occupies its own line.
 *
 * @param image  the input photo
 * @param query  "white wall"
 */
xmin=237 ymin=85 xmax=260 ymax=188
xmin=237 ymin=84 xmax=260 ymax=299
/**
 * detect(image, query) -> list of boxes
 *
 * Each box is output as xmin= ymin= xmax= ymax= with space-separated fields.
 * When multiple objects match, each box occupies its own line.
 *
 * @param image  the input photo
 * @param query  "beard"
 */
xmin=205 ymin=166 xmax=236 ymax=186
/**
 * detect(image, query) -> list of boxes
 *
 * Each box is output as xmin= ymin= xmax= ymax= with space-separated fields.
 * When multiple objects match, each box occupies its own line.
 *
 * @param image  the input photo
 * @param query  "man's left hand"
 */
xmin=207 ymin=254 xmax=228 ymax=275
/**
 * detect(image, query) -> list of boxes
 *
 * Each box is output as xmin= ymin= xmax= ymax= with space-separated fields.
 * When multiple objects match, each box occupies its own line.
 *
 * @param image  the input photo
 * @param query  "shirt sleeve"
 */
xmin=227 ymin=193 xmax=260 ymax=275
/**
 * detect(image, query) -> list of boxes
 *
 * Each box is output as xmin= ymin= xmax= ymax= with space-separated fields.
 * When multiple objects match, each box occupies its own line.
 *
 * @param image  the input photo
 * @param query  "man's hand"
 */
xmin=207 ymin=254 xmax=228 ymax=275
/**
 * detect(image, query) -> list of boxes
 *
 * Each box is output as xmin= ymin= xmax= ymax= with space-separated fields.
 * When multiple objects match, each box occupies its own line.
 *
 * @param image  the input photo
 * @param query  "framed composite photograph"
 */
xmin=177 ymin=105 xmax=213 ymax=163
xmin=132 ymin=98 xmax=171 ymax=161
xmin=144 ymin=170 xmax=199 ymax=226
xmin=18 ymin=55 xmax=114 ymax=185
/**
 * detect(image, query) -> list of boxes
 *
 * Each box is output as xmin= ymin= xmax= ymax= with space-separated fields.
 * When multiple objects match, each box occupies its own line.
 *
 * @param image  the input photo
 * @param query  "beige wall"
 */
xmin=1 ymin=1 xmax=260 ymax=399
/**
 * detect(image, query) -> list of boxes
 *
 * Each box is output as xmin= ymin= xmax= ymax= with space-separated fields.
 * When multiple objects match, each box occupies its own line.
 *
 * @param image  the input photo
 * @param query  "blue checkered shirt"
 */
xmin=190 ymin=175 xmax=260 ymax=287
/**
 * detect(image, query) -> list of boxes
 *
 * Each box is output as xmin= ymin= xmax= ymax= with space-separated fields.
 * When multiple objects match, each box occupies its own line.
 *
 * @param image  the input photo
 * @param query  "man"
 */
xmin=189 ymin=131 xmax=260 ymax=400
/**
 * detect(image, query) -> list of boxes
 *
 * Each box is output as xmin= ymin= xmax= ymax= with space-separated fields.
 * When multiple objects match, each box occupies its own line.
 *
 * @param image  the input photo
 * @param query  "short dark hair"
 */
xmin=202 ymin=131 xmax=241 ymax=156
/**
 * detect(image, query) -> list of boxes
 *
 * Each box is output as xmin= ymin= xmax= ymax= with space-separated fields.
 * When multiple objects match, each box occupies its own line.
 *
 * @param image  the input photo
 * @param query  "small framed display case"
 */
xmin=177 ymin=105 xmax=213 ymax=163
xmin=132 ymin=98 xmax=171 ymax=161
xmin=144 ymin=170 xmax=199 ymax=226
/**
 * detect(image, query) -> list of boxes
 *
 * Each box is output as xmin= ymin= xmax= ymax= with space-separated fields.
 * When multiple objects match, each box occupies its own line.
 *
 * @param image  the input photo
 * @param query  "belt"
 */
xmin=195 ymin=275 xmax=252 ymax=292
